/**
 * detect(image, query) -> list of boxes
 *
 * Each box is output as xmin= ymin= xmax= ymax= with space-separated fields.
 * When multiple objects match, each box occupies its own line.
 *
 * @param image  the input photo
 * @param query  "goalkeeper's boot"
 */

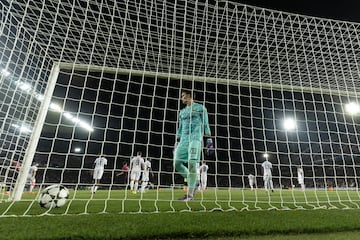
xmin=178 ymin=194 xmax=193 ymax=202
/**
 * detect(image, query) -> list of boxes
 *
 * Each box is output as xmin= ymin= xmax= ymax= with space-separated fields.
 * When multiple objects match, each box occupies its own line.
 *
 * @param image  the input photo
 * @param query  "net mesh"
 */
xmin=1 ymin=0 xmax=360 ymax=215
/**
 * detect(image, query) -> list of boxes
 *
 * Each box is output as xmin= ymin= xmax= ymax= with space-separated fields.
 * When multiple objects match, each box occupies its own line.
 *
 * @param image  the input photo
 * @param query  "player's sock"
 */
xmin=134 ymin=182 xmax=139 ymax=192
xmin=140 ymin=181 xmax=147 ymax=192
xmin=130 ymin=180 xmax=134 ymax=191
xmin=188 ymin=187 xmax=195 ymax=198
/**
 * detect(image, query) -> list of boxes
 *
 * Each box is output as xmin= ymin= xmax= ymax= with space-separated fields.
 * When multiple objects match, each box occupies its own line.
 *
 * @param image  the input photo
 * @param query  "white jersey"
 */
xmin=130 ymin=155 xmax=144 ymax=181
xmin=248 ymin=174 xmax=255 ymax=182
xmin=248 ymin=174 xmax=255 ymax=190
xmin=142 ymin=160 xmax=151 ymax=181
xmin=94 ymin=157 xmax=107 ymax=169
xmin=297 ymin=168 xmax=304 ymax=178
xmin=130 ymin=155 xmax=144 ymax=172
xmin=93 ymin=157 xmax=107 ymax=180
xmin=297 ymin=168 xmax=304 ymax=184
xmin=262 ymin=160 xmax=272 ymax=176
xmin=199 ymin=164 xmax=209 ymax=177
xmin=198 ymin=163 xmax=209 ymax=191
xmin=27 ymin=165 xmax=38 ymax=181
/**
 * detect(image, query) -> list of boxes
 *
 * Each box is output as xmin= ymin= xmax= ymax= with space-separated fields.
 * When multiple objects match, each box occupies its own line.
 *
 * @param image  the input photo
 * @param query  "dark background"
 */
xmin=235 ymin=0 xmax=360 ymax=23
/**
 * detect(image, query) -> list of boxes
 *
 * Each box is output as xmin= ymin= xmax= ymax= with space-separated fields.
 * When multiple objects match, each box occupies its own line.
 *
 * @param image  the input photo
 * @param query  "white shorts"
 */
xmin=263 ymin=175 xmax=272 ymax=182
xmin=27 ymin=177 xmax=35 ymax=185
xmin=298 ymin=178 xmax=304 ymax=185
xmin=93 ymin=168 xmax=104 ymax=180
xmin=131 ymin=170 xmax=142 ymax=181
xmin=200 ymin=175 xmax=207 ymax=183
xmin=142 ymin=172 xmax=149 ymax=182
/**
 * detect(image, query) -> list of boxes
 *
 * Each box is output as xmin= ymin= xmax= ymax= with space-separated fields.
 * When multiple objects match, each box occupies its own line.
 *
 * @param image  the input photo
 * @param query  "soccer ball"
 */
xmin=38 ymin=184 xmax=69 ymax=209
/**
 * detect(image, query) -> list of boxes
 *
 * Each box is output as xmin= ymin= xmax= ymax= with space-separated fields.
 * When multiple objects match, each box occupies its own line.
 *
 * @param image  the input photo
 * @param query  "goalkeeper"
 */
xmin=174 ymin=90 xmax=211 ymax=201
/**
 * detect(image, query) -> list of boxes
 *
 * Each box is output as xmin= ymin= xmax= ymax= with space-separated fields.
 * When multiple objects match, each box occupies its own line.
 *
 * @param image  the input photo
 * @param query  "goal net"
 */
xmin=1 ymin=0 xmax=360 ymax=216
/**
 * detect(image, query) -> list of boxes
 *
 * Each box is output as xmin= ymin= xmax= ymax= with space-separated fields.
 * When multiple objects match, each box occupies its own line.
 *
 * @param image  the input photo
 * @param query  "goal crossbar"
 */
xmin=59 ymin=62 xmax=358 ymax=97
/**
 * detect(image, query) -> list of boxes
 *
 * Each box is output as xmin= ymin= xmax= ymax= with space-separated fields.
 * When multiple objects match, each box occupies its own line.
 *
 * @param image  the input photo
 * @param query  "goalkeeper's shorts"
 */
xmin=174 ymin=140 xmax=201 ymax=163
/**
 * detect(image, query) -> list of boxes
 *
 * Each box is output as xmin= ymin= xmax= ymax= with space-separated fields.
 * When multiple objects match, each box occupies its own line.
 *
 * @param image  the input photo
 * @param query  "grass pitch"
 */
xmin=1 ymin=188 xmax=360 ymax=239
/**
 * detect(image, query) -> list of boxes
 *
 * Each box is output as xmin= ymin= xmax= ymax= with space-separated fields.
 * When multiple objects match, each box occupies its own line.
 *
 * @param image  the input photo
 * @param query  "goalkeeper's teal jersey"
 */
xmin=176 ymin=102 xmax=211 ymax=142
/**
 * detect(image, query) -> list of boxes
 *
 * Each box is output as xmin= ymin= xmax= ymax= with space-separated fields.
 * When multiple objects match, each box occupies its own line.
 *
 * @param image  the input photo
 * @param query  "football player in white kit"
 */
xmin=140 ymin=158 xmax=153 ymax=192
xmin=129 ymin=151 xmax=145 ymax=194
xmin=297 ymin=167 xmax=305 ymax=191
xmin=92 ymin=154 xmax=108 ymax=193
xmin=262 ymin=158 xmax=274 ymax=192
xmin=27 ymin=162 xmax=39 ymax=193
xmin=248 ymin=174 xmax=255 ymax=190
xmin=198 ymin=161 xmax=209 ymax=191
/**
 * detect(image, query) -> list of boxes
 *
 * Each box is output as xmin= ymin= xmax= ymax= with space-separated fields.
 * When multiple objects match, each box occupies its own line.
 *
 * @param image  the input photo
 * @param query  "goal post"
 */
xmin=11 ymin=64 xmax=60 ymax=201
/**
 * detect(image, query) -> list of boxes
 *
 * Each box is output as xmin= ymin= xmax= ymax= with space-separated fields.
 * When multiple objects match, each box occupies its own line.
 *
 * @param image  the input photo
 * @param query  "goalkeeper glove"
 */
xmin=206 ymin=138 xmax=214 ymax=156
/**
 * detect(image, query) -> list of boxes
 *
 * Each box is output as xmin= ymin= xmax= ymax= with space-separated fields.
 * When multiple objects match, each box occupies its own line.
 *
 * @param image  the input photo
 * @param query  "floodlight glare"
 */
xmin=79 ymin=122 xmax=94 ymax=132
xmin=345 ymin=102 xmax=360 ymax=115
xmin=19 ymin=82 xmax=31 ymax=92
xmin=71 ymin=117 xmax=81 ymax=124
xmin=49 ymin=102 xmax=62 ymax=112
xmin=74 ymin=147 xmax=81 ymax=153
xmin=283 ymin=118 xmax=297 ymax=130
xmin=63 ymin=112 xmax=73 ymax=120
xmin=19 ymin=125 xmax=32 ymax=133
xmin=15 ymin=81 xmax=32 ymax=92
xmin=11 ymin=124 xmax=32 ymax=134
xmin=35 ymin=94 xmax=44 ymax=101
xmin=263 ymin=153 xmax=269 ymax=159
xmin=1 ymin=69 xmax=10 ymax=77
xmin=62 ymin=112 xmax=93 ymax=132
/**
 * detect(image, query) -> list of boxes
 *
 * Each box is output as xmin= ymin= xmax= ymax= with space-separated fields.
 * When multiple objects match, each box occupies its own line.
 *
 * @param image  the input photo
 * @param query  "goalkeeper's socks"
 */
xmin=183 ymin=178 xmax=188 ymax=192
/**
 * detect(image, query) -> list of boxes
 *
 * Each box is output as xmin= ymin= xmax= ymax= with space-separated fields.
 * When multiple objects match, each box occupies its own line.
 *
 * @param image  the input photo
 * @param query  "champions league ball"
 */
xmin=39 ymin=184 xmax=69 ymax=209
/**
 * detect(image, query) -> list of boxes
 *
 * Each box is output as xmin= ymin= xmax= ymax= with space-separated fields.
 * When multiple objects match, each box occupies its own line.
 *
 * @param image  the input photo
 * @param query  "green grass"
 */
xmin=1 ymin=189 xmax=360 ymax=239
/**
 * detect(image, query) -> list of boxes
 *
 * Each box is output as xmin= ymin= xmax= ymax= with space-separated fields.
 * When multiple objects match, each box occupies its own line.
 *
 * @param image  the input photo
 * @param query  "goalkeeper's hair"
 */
xmin=181 ymin=89 xmax=195 ymax=99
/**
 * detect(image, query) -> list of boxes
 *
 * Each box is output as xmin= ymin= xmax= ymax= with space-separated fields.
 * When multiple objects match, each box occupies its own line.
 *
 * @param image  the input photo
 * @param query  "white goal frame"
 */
xmin=3 ymin=0 xmax=360 ymax=215
xmin=11 ymin=61 xmax=358 ymax=201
